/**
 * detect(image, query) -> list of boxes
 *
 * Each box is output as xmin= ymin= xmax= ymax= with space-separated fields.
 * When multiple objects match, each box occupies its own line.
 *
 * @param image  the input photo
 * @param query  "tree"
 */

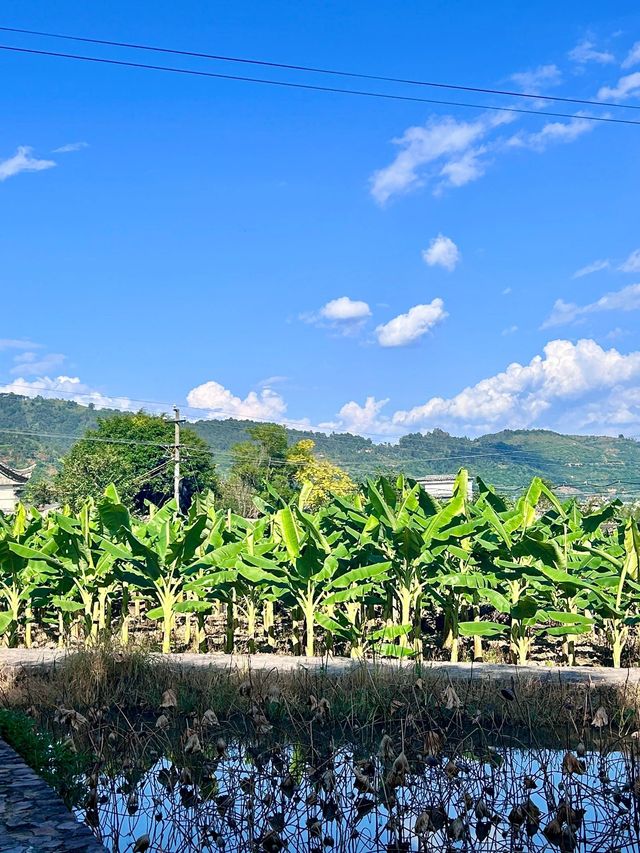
xmin=24 ymin=477 xmax=58 ymax=508
xmin=55 ymin=412 xmax=218 ymax=512
xmin=230 ymin=423 xmax=295 ymax=502
xmin=288 ymin=439 xmax=356 ymax=509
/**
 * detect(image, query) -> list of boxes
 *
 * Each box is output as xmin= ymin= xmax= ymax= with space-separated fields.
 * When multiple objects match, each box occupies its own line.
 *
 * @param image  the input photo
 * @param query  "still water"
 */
xmin=78 ymin=736 xmax=640 ymax=852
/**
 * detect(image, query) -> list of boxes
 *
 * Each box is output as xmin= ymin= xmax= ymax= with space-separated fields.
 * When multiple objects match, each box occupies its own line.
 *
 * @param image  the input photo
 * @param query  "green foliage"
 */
xmin=0 ymin=708 xmax=89 ymax=806
xmin=230 ymin=423 xmax=296 ymax=506
xmin=23 ymin=478 xmax=58 ymax=508
xmin=6 ymin=393 xmax=640 ymax=495
xmin=0 ymin=470 xmax=638 ymax=668
xmin=54 ymin=412 xmax=218 ymax=512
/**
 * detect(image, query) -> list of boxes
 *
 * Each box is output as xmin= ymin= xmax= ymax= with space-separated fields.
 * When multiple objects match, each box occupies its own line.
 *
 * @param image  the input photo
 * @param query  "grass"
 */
xmin=0 ymin=707 xmax=90 ymax=806
xmin=2 ymin=646 xmax=640 ymax=744
xmin=3 ymin=648 xmax=640 ymax=850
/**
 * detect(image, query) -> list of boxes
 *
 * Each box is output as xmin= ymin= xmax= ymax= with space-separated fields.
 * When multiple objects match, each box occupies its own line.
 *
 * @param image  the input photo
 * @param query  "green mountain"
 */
xmin=1 ymin=392 xmax=639 ymax=500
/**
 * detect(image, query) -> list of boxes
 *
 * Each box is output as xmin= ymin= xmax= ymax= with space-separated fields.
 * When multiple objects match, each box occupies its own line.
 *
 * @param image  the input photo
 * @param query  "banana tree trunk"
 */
xmin=612 ymin=638 xmax=623 ymax=669
xmin=25 ymin=606 xmax=33 ymax=649
xmin=263 ymin=600 xmax=275 ymax=649
xmin=450 ymin=633 xmax=460 ymax=663
xmin=346 ymin=601 xmax=363 ymax=659
xmin=512 ymin=629 xmax=530 ymax=665
xmin=98 ymin=589 xmax=108 ymax=632
xmin=162 ymin=604 xmax=174 ymax=654
xmin=195 ymin=612 xmax=206 ymax=653
xmin=301 ymin=591 xmax=315 ymax=657
xmin=225 ymin=596 xmax=236 ymax=654
xmin=292 ymin=606 xmax=303 ymax=656
xmin=246 ymin=600 xmax=257 ymax=654
xmin=609 ymin=624 xmax=627 ymax=668
xmin=444 ymin=601 xmax=459 ymax=662
xmin=398 ymin=586 xmax=413 ymax=649
xmin=120 ymin=585 xmax=130 ymax=647
xmin=473 ymin=609 xmax=483 ymax=662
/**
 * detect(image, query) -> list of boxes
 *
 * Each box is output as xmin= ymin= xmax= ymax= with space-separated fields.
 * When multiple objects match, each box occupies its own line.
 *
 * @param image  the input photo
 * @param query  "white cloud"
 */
xmin=53 ymin=142 xmax=88 ymax=153
xmin=0 ymin=146 xmax=56 ymax=182
xmin=542 ymin=283 xmax=640 ymax=328
xmin=502 ymin=287 xmax=512 ymax=295
xmin=568 ymin=384 xmax=640 ymax=431
xmin=510 ymin=64 xmax=562 ymax=93
xmin=422 ymin=234 xmax=460 ymax=271
xmin=573 ymin=259 xmax=610 ymax=278
xmin=502 ymin=325 xmax=519 ymax=336
xmin=257 ymin=374 xmax=288 ymax=388
xmin=597 ymin=71 xmax=640 ymax=101
xmin=9 ymin=352 xmax=66 ymax=376
xmin=300 ymin=296 xmax=372 ymax=334
xmin=329 ymin=340 xmax=640 ymax=437
xmin=0 ymin=338 xmax=42 ymax=351
xmin=369 ymin=114 xmax=505 ymax=204
xmin=621 ymin=41 xmax=640 ymax=69
xmin=334 ymin=396 xmax=393 ymax=435
xmin=569 ymin=39 xmax=615 ymax=65
xmin=2 ymin=373 xmax=304 ymax=429
xmin=619 ymin=249 xmax=640 ymax=272
xmin=437 ymin=145 xmax=489 ymax=189
xmin=507 ymin=115 xmax=593 ymax=151
xmin=370 ymin=102 xmax=595 ymax=204
xmin=375 ymin=299 xmax=447 ymax=347
xmin=604 ymin=327 xmax=628 ymax=342
xmin=186 ymin=380 xmax=287 ymax=421
xmin=392 ymin=339 xmax=640 ymax=434
xmin=0 ymin=376 xmax=135 ymax=411
xmin=319 ymin=296 xmax=371 ymax=322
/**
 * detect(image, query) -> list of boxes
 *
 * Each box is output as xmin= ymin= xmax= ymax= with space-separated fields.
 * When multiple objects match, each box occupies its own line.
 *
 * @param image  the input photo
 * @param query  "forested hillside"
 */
xmin=1 ymin=392 xmax=640 ymax=499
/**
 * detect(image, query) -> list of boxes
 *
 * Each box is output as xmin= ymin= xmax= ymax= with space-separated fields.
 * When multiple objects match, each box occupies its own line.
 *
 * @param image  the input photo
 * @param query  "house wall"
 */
xmin=0 ymin=469 xmax=26 ymax=513
xmin=416 ymin=476 xmax=473 ymax=500
xmin=0 ymin=483 xmax=22 ymax=513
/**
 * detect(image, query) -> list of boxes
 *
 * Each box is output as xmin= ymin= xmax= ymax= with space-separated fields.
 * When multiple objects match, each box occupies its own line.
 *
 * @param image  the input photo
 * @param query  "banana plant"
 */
xmin=359 ymin=475 xmax=442 ymax=653
xmin=475 ymin=476 xmax=570 ymax=664
xmin=99 ymin=489 xmax=208 ymax=653
xmin=0 ymin=502 xmax=56 ymax=646
xmin=6 ymin=506 xmax=103 ymax=646
xmin=0 ymin=471 xmax=638 ymax=668
xmin=273 ymin=503 xmax=391 ymax=657
xmin=583 ymin=518 xmax=640 ymax=668
xmin=425 ymin=471 xmax=507 ymax=662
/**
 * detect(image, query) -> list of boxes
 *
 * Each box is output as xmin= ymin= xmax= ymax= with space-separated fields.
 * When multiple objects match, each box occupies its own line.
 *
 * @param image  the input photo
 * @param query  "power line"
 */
xmin=2 ymin=43 xmax=640 ymax=127
xmin=127 ymin=459 xmax=173 ymax=486
xmin=0 ymin=426 xmax=169 ymax=449
xmin=4 ymin=423 xmax=640 ymax=500
xmin=1 ymin=402 xmax=638 ymax=472
xmin=1 ymin=24 xmax=637 ymax=113
xmin=3 ymin=425 xmax=639 ymax=480
xmin=3 ymin=382 xmax=640 ymax=446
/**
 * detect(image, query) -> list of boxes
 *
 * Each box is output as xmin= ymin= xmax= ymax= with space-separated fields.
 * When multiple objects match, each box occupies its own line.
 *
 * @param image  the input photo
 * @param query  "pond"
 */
xmin=78 ymin=736 xmax=640 ymax=852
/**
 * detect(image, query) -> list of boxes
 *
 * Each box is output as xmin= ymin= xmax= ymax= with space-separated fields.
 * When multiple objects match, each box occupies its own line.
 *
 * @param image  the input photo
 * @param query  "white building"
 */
xmin=0 ymin=462 xmax=32 ymax=513
xmin=415 ymin=474 xmax=472 ymax=500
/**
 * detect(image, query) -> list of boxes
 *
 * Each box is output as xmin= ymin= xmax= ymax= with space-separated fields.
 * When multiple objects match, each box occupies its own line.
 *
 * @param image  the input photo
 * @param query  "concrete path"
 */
xmin=0 ymin=739 xmax=106 ymax=853
xmin=2 ymin=648 xmax=640 ymax=687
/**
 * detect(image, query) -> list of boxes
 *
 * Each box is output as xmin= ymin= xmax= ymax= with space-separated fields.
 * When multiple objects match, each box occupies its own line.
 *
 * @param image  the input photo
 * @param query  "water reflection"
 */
xmin=81 ymin=738 xmax=640 ymax=852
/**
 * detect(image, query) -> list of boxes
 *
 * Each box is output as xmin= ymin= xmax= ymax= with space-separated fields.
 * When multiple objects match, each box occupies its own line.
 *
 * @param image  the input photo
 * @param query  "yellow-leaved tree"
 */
xmin=287 ymin=439 xmax=356 ymax=509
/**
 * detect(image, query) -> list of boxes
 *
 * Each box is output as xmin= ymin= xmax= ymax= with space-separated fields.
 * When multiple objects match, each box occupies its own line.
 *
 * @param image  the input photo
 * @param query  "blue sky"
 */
xmin=2 ymin=0 xmax=640 ymax=439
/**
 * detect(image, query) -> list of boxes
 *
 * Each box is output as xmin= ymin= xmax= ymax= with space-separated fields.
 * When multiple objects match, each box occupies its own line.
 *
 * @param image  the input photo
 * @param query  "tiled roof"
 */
xmin=0 ymin=462 xmax=32 ymax=484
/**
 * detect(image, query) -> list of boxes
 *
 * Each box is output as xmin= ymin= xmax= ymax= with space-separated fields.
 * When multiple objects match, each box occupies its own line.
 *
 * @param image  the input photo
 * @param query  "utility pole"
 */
xmin=173 ymin=406 xmax=185 ymax=512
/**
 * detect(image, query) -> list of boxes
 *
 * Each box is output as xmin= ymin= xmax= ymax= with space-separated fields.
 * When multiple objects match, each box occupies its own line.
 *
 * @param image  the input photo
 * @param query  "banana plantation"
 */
xmin=0 ymin=470 xmax=639 ymax=667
